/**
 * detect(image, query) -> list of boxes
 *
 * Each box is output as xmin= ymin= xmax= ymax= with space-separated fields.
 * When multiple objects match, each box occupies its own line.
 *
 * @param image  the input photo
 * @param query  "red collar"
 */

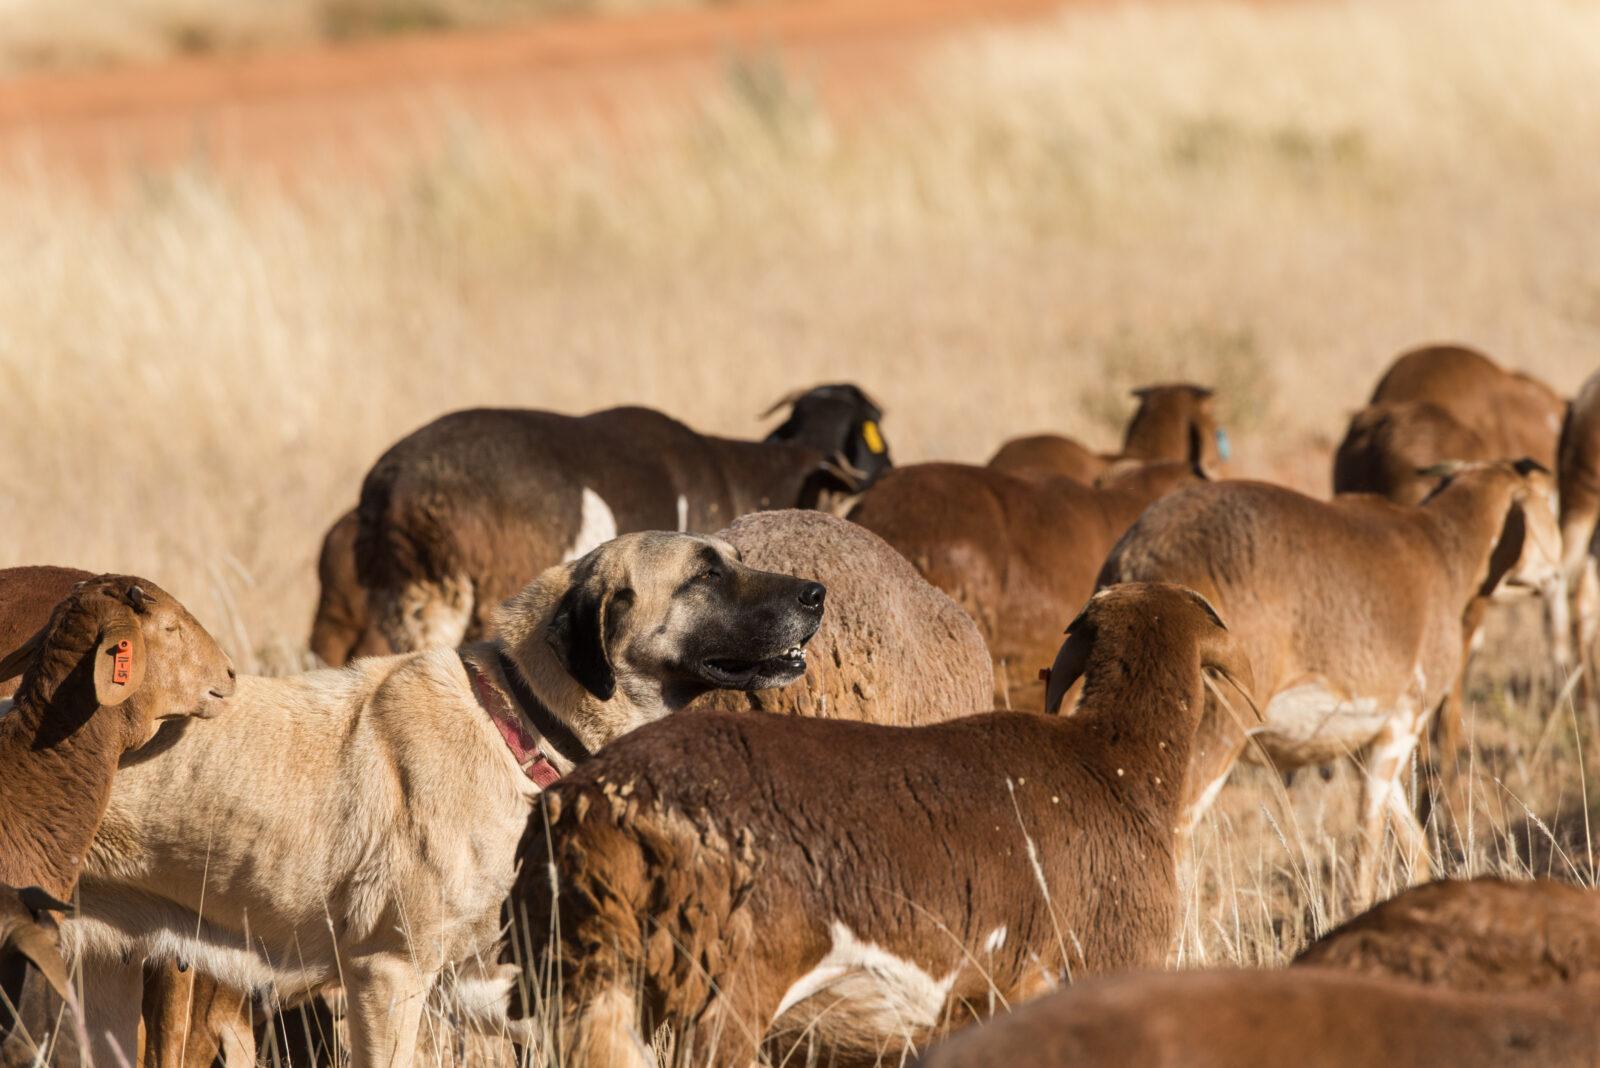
xmin=464 ymin=658 xmax=563 ymax=789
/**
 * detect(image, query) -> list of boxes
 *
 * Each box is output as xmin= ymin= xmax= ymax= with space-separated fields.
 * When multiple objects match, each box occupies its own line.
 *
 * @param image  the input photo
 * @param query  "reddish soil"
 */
xmin=0 ymin=0 xmax=1075 ymax=183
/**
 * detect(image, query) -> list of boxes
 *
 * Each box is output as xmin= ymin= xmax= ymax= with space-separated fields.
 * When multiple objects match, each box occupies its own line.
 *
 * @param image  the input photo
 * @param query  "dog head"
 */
xmin=497 ymin=532 xmax=826 ymax=748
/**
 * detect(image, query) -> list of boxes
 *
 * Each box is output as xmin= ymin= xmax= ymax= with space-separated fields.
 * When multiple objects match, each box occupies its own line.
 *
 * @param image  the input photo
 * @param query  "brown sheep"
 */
xmin=1559 ymin=370 xmax=1600 ymax=731
xmin=0 ymin=574 xmax=236 ymax=900
xmin=1292 ymin=876 xmax=1600 ymax=991
xmin=690 ymin=510 xmax=992 ymax=725
xmin=510 ymin=582 xmax=1253 ymax=1068
xmin=1332 ymin=401 xmax=1492 ymax=507
xmin=0 ymin=576 xmax=235 ymax=1068
xmin=351 ymin=385 xmax=887 ymax=657
xmin=910 ymin=968 xmax=1600 ymax=1068
xmin=849 ymin=459 xmax=1208 ymax=702
xmin=1332 ymin=345 xmax=1570 ymax=675
xmin=1093 ymin=461 xmax=1562 ymax=903
xmin=988 ymin=384 xmax=1226 ymax=480
xmin=1357 ymin=343 xmax=1565 ymax=470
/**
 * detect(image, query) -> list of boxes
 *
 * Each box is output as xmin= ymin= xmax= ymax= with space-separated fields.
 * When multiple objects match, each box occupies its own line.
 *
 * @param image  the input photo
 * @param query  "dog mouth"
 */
xmin=699 ymin=641 xmax=810 ymax=689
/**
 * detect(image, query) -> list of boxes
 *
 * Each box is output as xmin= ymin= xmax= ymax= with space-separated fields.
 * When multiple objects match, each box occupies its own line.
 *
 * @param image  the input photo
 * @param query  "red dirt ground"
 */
xmin=0 ymin=0 xmax=1079 ymax=183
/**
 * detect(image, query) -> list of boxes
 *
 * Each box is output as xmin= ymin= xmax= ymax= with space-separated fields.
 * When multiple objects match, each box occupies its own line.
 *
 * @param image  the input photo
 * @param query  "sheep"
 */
xmin=1 ymin=884 xmax=76 ymax=1068
xmin=909 ymin=968 xmax=1600 ymax=1068
xmin=849 ymin=459 xmax=1208 ymax=702
xmin=0 ymin=574 xmax=236 ymax=902
xmin=1292 ymin=876 xmax=1600 ymax=990
xmin=1332 ymin=345 xmax=1570 ymax=673
xmin=509 ymin=581 xmax=1253 ymax=1068
xmin=1558 ymin=370 xmax=1600 ymax=731
xmin=988 ymin=384 xmax=1227 ymax=480
xmin=308 ymin=509 xmax=391 ymax=666
xmin=1092 ymin=460 xmax=1563 ymax=902
xmin=1353 ymin=343 xmax=1565 ymax=471
xmin=66 ymin=532 xmax=827 ymax=1068
xmin=689 ymin=510 xmax=993 ymax=725
xmin=349 ymin=384 xmax=887 ymax=657
xmin=0 ymin=575 xmax=234 ymax=1068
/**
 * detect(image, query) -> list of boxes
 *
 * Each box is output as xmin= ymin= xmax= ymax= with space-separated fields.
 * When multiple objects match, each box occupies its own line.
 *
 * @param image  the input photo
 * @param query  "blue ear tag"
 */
xmin=1215 ymin=427 xmax=1232 ymax=462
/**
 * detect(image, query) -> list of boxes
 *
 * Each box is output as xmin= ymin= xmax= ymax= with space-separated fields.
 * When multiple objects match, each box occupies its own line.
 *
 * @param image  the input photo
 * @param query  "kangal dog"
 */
xmin=65 ymin=531 xmax=825 ymax=1068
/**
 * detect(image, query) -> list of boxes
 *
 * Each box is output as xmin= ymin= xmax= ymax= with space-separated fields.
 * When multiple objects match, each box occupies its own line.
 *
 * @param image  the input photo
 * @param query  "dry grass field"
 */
xmin=2 ymin=0 xmax=1597 ymax=1055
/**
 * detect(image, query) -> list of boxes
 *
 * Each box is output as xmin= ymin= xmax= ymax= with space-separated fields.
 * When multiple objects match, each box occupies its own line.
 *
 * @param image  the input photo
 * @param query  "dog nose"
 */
xmin=798 ymin=582 xmax=826 ymax=610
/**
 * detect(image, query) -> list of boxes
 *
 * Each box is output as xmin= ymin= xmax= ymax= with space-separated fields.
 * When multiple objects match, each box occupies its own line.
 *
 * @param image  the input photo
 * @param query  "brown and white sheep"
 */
xmin=690 ymin=510 xmax=993 ymax=725
xmin=1292 ymin=876 xmax=1600 ymax=990
xmin=1093 ymin=461 xmax=1562 ymax=902
xmin=988 ymin=384 xmax=1226 ymax=481
xmin=849 ymin=459 xmax=1207 ymax=702
xmin=909 ymin=967 xmax=1600 ymax=1068
xmin=510 ymin=582 xmax=1252 ymax=1068
xmin=349 ymin=385 xmax=887 ymax=657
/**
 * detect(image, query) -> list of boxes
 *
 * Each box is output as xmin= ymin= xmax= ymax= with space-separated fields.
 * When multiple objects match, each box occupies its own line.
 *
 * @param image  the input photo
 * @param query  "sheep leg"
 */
xmin=140 ymin=965 xmax=256 ymax=1068
xmin=1355 ymin=719 xmax=1428 ymax=907
xmin=1575 ymin=557 xmax=1600 ymax=739
xmin=561 ymin=981 xmax=655 ymax=1068
xmin=1543 ymin=569 xmax=1573 ymax=675
xmin=83 ymin=956 xmax=146 ymax=1068
xmin=342 ymin=956 xmax=426 ymax=1068
xmin=684 ymin=985 xmax=766 ymax=1068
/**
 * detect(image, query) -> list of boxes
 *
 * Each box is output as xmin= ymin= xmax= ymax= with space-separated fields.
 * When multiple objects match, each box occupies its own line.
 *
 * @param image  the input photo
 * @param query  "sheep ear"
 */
xmin=0 ymin=625 xmax=45 ymax=684
xmin=93 ymin=620 xmax=146 ymax=706
xmin=545 ymin=572 xmax=616 ymax=701
xmin=1043 ymin=601 xmax=1098 ymax=715
xmin=0 ymin=892 xmax=72 ymax=1003
xmin=1416 ymin=459 xmax=1465 ymax=478
xmin=1511 ymin=457 xmax=1549 ymax=478
xmin=757 ymin=388 xmax=808 ymax=421
xmin=1177 ymin=587 xmax=1227 ymax=631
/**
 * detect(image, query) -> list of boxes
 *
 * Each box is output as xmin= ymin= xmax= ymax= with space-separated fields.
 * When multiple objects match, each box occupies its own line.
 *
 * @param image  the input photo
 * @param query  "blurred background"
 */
xmin=1 ymin=0 xmax=1597 ymax=670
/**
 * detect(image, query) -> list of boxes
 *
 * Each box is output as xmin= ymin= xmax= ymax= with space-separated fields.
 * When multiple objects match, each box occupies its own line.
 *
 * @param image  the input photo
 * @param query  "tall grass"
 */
xmin=5 ymin=0 xmax=1598 ymax=667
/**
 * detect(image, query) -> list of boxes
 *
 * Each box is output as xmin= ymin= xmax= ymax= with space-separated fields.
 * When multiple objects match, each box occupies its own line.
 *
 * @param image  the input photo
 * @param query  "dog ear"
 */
xmin=545 ymin=567 xmax=617 ymax=701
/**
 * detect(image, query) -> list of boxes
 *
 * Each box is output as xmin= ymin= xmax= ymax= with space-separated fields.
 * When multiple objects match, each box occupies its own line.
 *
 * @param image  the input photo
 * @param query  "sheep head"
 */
xmin=0 ymin=575 xmax=236 ymax=749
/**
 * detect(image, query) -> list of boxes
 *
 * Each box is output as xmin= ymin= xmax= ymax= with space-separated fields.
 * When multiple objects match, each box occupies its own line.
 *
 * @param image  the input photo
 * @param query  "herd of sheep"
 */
xmin=2 ymin=342 xmax=1599 ymax=1068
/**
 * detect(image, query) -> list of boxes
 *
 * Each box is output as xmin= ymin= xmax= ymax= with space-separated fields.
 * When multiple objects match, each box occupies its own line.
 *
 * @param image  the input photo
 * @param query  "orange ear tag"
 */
xmin=113 ymin=639 xmax=132 ymax=685
xmin=861 ymin=420 xmax=885 ymax=455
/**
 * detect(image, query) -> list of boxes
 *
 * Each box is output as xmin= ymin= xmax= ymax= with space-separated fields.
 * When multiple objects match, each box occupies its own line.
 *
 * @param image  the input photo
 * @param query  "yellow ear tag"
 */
xmin=861 ymin=420 xmax=885 ymax=455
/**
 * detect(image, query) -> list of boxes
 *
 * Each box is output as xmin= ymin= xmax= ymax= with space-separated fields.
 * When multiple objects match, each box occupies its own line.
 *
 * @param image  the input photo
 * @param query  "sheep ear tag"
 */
xmin=94 ymin=623 xmax=145 ymax=705
xmin=861 ymin=420 xmax=885 ymax=455
xmin=113 ymin=639 xmax=133 ymax=685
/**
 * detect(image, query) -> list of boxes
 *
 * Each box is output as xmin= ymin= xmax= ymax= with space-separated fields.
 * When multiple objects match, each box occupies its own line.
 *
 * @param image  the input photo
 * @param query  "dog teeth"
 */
xmin=786 ymin=645 xmax=805 ymax=659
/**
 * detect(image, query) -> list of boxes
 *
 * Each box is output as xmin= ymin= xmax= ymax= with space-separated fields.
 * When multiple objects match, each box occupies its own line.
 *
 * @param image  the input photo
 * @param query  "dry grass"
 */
xmin=3 ymin=0 xmax=1599 ymax=1056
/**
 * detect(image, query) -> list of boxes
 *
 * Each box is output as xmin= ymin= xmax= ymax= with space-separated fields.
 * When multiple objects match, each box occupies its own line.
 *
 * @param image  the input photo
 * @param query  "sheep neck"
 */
xmin=1065 ymin=652 xmax=1203 ymax=822
xmin=0 ymin=679 xmax=129 ymax=900
xmin=1417 ymin=474 xmax=1518 ymax=605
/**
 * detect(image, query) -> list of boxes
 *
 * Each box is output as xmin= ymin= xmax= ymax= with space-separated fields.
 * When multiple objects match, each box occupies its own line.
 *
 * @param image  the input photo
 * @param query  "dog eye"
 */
xmin=696 ymin=568 xmax=720 ymax=582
